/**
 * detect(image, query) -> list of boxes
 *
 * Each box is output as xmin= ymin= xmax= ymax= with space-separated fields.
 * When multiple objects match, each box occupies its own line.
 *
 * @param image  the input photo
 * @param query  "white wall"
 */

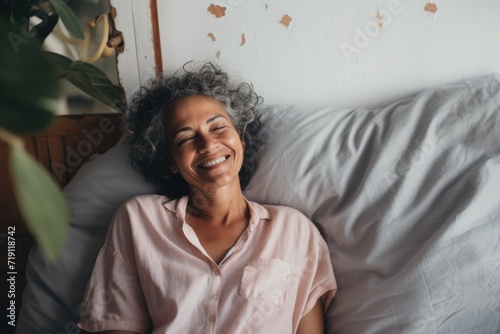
xmin=155 ymin=0 xmax=500 ymax=108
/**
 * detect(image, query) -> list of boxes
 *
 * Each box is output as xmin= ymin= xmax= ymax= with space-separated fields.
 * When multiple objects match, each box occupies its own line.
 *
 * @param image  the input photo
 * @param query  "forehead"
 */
xmin=168 ymin=95 xmax=227 ymax=118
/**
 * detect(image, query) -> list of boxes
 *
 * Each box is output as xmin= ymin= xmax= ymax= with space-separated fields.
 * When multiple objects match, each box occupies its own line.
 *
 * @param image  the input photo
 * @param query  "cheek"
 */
xmin=229 ymin=136 xmax=245 ymax=155
xmin=234 ymin=139 xmax=246 ymax=163
xmin=170 ymin=148 xmax=190 ymax=168
xmin=227 ymin=130 xmax=245 ymax=147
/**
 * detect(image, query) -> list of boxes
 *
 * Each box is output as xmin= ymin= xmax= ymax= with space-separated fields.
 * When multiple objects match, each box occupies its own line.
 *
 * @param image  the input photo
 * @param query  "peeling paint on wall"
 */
xmin=424 ymin=3 xmax=438 ymax=13
xmin=280 ymin=14 xmax=292 ymax=28
xmin=208 ymin=4 xmax=226 ymax=18
xmin=375 ymin=10 xmax=383 ymax=28
xmin=156 ymin=0 xmax=500 ymax=107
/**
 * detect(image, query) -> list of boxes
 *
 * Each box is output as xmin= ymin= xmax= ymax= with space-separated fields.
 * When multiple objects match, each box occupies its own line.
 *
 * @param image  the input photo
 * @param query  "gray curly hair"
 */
xmin=125 ymin=62 xmax=263 ymax=198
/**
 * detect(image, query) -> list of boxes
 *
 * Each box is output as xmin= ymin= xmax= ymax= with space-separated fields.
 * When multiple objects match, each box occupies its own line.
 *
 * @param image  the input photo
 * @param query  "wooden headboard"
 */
xmin=0 ymin=113 xmax=123 ymax=327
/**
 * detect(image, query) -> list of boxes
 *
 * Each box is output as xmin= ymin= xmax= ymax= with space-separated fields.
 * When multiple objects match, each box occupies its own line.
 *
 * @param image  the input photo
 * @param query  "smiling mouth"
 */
xmin=198 ymin=155 xmax=229 ymax=169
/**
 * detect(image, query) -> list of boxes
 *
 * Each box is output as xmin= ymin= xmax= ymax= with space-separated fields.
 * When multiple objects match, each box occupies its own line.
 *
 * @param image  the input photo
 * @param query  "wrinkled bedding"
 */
xmin=246 ymin=73 xmax=500 ymax=333
xmin=18 ymin=74 xmax=500 ymax=333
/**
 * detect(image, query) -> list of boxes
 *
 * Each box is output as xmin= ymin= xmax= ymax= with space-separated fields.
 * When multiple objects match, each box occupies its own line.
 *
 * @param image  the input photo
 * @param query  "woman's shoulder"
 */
xmin=111 ymin=194 xmax=173 ymax=220
xmin=257 ymin=202 xmax=309 ymax=219
xmin=109 ymin=194 xmax=179 ymax=235
xmin=249 ymin=200 xmax=316 ymax=231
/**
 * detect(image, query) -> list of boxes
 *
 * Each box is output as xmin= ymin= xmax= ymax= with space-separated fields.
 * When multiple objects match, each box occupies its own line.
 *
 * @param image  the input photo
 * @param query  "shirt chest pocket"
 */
xmin=239 ymin=258 xmax=290 ymax=307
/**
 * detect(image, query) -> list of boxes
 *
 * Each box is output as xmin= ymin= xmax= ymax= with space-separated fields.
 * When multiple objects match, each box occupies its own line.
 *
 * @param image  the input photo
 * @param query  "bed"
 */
xmin=15 ymin=1 xmax=500 ymax=333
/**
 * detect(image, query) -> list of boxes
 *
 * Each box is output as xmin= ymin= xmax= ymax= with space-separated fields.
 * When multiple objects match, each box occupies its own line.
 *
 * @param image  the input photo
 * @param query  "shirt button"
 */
xmin=242 ymin=234 xmax=248 ymax=241
xmin=214 ymin=270 xmax=220 ymax=276
xmin=208 ymin=315 xmax=216 ymax=323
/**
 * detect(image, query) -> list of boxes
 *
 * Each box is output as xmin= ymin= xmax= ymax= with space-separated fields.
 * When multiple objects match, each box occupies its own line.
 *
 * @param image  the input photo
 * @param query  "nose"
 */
xmin=197 ymin=133 xmax=219 ymax=153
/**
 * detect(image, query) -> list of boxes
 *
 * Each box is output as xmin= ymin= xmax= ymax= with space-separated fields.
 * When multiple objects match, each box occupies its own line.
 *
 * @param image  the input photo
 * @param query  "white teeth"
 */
xmin=199 ymin=156 xmax=227 ymax=168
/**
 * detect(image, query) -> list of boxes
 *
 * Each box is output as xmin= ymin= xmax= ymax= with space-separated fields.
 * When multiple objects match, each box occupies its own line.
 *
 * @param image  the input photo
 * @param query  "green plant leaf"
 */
xmin=10 ymin=142 xmax=69 ymax=261
xmin=70 ymin=61 xmax=116 ymax=86
xmin=0 ymin=20 xmax=60 ymax=133
xmin=49 ymin=54 xmax=127 ymax=113
xmin=45 ymin=51 xmax=73 ymax=78
xmin=48 ymin=0 xmax=84 ymax=39
xmin=66 ymin=70 xmax=127 ymax=112
xmin=70 ymin=62 xmax=127 ymax=112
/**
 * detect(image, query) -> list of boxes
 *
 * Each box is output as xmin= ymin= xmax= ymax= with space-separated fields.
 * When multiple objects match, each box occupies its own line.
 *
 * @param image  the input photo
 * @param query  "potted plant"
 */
xmin=0 ymin=0 xmax=126 ymax=260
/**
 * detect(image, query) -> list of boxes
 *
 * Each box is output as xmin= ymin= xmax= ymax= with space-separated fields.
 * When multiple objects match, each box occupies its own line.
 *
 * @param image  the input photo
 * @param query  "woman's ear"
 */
xmin=167 ymin=160 xmax=179 ymax=174
xmin=169 ymin=164 xmax=179 ymax=174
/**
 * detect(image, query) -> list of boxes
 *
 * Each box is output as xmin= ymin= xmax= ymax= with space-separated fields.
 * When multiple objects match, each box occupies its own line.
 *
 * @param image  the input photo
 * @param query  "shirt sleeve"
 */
xmin=78 ymin=203 xmax=150 ymax=333
xmin=296 ymin=220 xmax=337 ymax=318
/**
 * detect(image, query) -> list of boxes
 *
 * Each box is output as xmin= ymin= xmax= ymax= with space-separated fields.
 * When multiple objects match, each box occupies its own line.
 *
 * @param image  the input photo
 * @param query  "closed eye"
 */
xmin=211 ymin=124 xmax=228 ymax=132
xmin=176 ymin=136 xmax=195 ymax=146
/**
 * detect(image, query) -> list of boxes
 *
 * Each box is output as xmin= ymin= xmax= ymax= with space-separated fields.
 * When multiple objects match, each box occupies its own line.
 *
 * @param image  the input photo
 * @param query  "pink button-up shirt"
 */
xmin=78 ymin=195 xmax=336 ymax=333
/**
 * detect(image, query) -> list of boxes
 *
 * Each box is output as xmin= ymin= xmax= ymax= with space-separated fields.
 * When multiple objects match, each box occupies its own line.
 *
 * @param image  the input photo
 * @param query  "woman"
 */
xmin=78 ymin=62 xmax=336 ymax=333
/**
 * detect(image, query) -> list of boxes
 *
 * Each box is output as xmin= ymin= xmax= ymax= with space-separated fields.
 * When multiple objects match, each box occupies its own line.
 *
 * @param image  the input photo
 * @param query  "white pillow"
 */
xmin=245 ymin=73 xmax=500 ymax=333
xmin=17 ymin=73 xmax=500 ymax=333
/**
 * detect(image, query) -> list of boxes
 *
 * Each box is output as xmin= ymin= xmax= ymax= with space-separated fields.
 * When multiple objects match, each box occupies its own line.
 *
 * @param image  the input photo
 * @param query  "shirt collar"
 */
xmin=163 ymin=195 xmax=271 ymax=232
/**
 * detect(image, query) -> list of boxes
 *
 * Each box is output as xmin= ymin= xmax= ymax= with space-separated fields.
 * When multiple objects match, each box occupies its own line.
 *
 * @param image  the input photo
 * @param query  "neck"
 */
xmin=187 ymin=183 xmax=248 ymax=225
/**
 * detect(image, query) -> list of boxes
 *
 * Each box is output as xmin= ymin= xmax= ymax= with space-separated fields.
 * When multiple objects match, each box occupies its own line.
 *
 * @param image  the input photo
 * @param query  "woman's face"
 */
xmin=164 ymin=95 xmax=245 ymax=194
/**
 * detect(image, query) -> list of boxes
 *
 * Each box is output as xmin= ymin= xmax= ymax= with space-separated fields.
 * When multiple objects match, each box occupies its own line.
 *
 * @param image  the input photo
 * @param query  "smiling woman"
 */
xmin=125 ymin=62 xmax=262 ymax=199
xmin=77 ymin=62 xmax=337 ymax=334
xmin=165 ymin=96 xmax=246 ymax=200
